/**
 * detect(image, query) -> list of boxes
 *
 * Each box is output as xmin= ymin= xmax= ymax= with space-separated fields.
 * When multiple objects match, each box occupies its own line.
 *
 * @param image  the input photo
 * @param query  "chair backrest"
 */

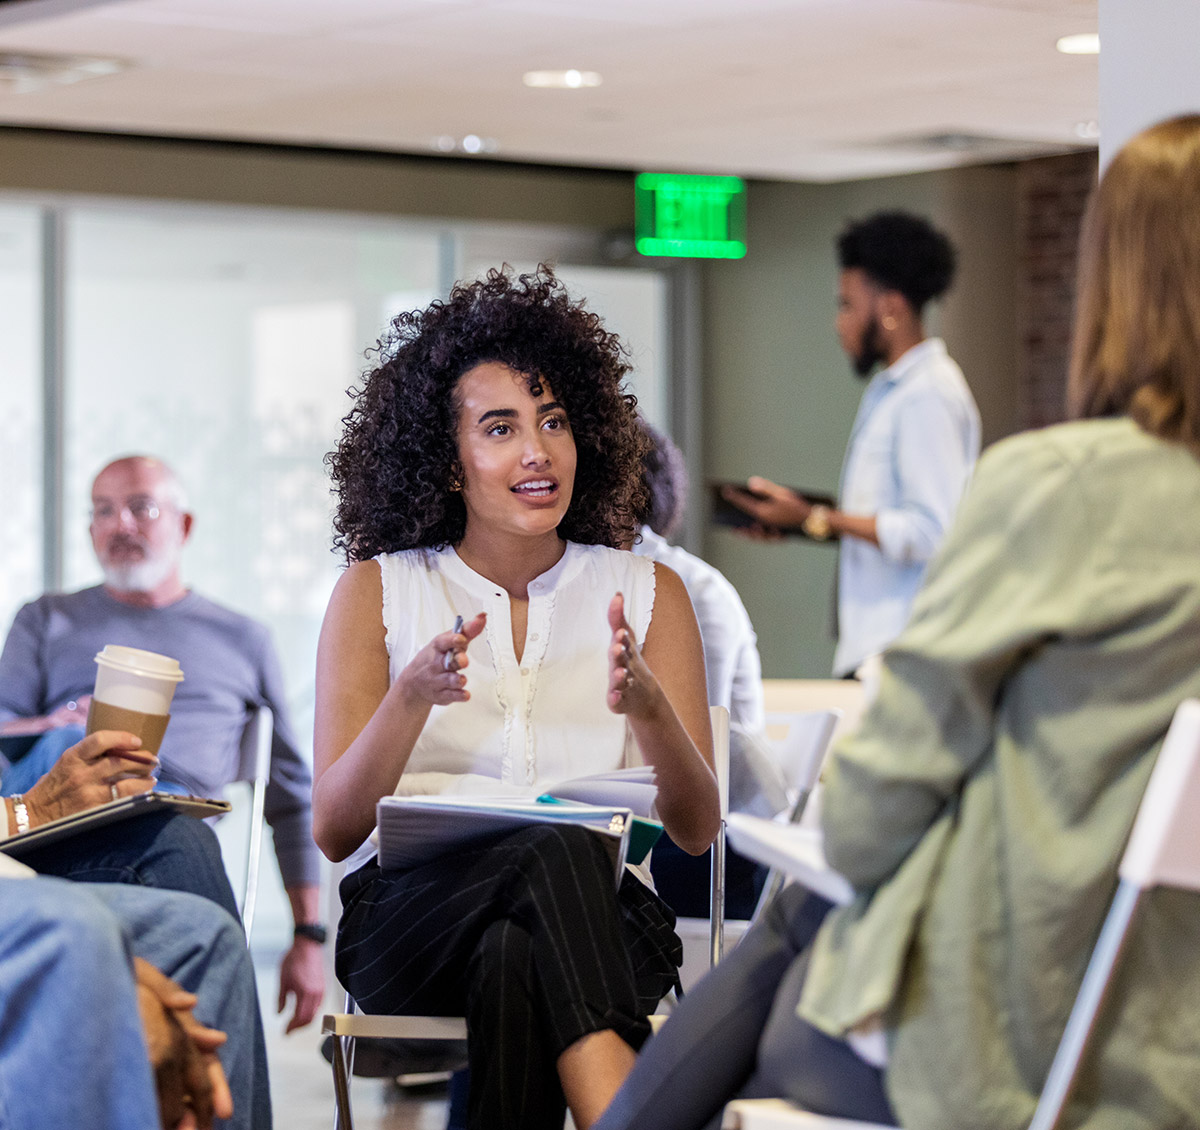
xmin=1029 ymin=697 xmax=1200 ymax=1130
xmin=231 ymin=705 xmax=272 ymax=937
xmin=710 ymin=704 xmax=730 ymax=967
xmin=1120 ymin=697 xmax=1200 ymax=892
xmin=763 ymin=708 xmax=841 ymax=805
xmin=762 ymin=680 xmax=866 ymax=746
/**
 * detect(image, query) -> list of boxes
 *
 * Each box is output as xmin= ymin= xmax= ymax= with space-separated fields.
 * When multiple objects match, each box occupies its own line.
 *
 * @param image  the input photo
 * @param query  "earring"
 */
xmin=882 ymin=315 xmax=898 ymax=331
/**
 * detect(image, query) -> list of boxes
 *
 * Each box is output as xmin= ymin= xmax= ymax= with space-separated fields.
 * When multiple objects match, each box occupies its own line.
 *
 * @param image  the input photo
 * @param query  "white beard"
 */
xmin=102 ymin=555 xmax=176 ymax=594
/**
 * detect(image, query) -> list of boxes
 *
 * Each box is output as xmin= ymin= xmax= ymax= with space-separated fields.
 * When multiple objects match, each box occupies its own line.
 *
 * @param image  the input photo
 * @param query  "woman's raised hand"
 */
xmin=401 ymin=612 xmax=487 ymax=706
xmin=606 ymin=593 xmax=662 ymax=716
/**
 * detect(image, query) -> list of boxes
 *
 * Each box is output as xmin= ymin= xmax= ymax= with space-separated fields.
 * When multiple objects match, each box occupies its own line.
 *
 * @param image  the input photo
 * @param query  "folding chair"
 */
xmin=748 ymin=708 xmax=842 ymax=926
xmin=722 ymin=697 xmax=1200 ymax=1129
xmin=323 ymin=704 xmax=731 ymax=1130
xmin=212 ymin=705 xmax=272 ymax=938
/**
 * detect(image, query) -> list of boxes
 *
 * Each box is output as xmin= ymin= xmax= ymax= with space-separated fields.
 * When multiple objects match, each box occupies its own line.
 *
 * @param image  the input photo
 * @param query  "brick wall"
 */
xmin=1015 ymin=150 xmax=1099 ymax=429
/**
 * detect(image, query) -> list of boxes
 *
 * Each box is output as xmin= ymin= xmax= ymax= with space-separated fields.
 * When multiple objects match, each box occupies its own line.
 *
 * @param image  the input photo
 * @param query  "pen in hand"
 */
xmin=443 ymin=615 xmax=464 ymax=671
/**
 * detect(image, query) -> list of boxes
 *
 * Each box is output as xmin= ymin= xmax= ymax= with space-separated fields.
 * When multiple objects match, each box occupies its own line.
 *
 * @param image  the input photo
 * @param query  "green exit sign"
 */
xmin=635 ymin=173 xmax=747 ymax=259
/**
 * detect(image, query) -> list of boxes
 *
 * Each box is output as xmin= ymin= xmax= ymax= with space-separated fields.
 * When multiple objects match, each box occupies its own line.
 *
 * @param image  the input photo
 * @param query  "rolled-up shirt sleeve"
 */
xmin=874 ymin=391 xmax=977 ymax=567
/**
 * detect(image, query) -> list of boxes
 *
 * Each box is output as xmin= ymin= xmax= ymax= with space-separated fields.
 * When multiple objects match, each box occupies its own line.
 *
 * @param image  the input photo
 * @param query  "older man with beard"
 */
xmin=0 ymin=455 xmax=325 ymax=1036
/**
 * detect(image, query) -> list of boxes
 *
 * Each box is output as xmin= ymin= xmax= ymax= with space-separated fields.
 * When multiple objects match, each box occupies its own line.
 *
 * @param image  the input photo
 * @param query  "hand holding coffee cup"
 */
xmin=22 ymin=730 xmax=159 ymax=828
xmin=86 ymin=645 xmax=184 ymax=757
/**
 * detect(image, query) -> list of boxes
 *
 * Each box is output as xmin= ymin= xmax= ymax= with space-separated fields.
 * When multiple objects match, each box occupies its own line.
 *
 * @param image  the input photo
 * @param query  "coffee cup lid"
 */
xmin=94 ymin=645 xmax=185 ymax=682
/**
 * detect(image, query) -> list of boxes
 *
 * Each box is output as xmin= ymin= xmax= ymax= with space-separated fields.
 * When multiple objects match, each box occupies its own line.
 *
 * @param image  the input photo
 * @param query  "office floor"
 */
xmin=256 ymin=947 xmax=451 ymax=1130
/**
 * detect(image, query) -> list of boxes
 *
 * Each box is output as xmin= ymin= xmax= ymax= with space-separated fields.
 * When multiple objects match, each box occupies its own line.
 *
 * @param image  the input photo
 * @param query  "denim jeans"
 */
xmin=0 ymin=876 xmax=267 ymax=1129
xmin=0 ymin=725 xmax=86 ymax=797
xmin=1 ymin=735 xmax=271 ymax=1126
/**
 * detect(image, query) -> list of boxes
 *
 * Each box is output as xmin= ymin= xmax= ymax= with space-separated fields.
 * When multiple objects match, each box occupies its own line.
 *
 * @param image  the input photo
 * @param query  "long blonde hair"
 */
xmin=1068 ymin=114 xmax=1200 ymax=453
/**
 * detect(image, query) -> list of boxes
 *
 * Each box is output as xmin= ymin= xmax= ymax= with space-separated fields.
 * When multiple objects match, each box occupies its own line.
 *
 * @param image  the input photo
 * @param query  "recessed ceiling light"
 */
xmin=1057 ymin=33 xmax=1099 ymax=55
xmin=0 ymin=50 xmax=132 ymax=94
xmin=523 ymin=69 xmax=602 ymax=89
xmin=431 ymin=135 xmax=499 ymax=156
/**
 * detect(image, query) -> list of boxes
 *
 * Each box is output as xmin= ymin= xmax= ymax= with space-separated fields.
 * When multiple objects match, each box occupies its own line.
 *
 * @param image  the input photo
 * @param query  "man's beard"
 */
xmin=102 ymin=553 xmax=175 ymax=594
xmin=851 ymin=315 xmax=886 ymax=378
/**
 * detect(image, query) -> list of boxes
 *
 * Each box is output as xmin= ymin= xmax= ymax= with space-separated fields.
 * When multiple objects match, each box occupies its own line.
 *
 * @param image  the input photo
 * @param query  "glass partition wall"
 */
xmin=0 ymin=205 xmax=43 ymax=635
xmin=0 ymin=195 xmax=676 ymax=945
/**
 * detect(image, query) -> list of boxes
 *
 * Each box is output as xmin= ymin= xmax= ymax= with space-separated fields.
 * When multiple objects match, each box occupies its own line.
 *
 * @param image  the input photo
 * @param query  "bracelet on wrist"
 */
xmin=802 ymin=504 xmax=834 ymax=541
xmin=11 ymin=795 xmax=30 ymax=836
xmin=294 ymin=922 xmax=328 ymax=945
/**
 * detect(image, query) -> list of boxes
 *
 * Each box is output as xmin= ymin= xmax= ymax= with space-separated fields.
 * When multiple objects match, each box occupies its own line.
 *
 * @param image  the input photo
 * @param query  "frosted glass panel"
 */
xmin=63 ymin=207 xmax=441 ymax=722
xmin=0 ymin=205 xmax=42 ymax=636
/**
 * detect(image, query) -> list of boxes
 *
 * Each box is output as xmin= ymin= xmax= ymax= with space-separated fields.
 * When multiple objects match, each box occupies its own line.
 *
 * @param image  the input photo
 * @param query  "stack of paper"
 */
xmin=541 ymin=765 xmax=658 ymax=816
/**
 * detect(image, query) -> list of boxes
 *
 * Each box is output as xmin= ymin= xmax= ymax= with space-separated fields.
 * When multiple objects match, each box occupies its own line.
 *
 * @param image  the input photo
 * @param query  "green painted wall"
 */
xmin=699 ymin=165 xmax=1019 ymax=677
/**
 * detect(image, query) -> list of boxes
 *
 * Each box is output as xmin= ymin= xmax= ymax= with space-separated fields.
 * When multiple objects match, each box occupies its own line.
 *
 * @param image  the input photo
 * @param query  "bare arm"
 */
xmin=311 ymin=560 xmax=486 ymax=861
xmin=607 ymin=565 xmax=720 ymax=855
xmin=276 ymin=882 xmax=324 ymax=1032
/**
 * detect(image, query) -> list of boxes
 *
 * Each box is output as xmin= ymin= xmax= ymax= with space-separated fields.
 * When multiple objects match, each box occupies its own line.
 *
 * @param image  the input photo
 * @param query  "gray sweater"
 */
xmin=0 ymin=585 xmax=319 ymax=887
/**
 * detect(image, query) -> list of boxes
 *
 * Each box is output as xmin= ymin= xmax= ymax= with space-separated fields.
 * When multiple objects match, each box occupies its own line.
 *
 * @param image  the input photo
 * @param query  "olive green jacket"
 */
xmin=799 ymin=418 xmax=1200 ymax=1129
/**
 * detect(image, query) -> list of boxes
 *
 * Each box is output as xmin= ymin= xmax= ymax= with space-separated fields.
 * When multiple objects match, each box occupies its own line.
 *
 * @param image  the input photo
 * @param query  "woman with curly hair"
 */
xmin=313 ymin=266 xmax=720 ymax=1130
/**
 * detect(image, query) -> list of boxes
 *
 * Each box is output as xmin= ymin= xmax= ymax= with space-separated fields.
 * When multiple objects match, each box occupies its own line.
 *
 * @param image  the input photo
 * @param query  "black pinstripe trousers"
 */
xmin=336 ymin=823 xmax=683 ymax=1130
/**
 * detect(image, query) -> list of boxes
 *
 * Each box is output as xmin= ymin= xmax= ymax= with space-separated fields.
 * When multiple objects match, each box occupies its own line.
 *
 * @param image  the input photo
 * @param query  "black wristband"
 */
xmin=294 ymin=922 xmax=328 ymax=945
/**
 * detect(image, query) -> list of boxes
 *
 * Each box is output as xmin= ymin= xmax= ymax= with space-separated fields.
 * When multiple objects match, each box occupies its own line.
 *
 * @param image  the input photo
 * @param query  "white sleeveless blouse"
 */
xmin=377 ymin=541 xmax=656 ymax=791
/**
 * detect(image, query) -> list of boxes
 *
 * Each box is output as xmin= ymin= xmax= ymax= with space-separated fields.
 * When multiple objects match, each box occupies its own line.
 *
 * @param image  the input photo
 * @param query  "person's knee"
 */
xmin=144 ymin=809 xmax=225 ymax=863
xmin=506 ymin=822 xmax=610 ymax=879
xmin=0 ymin=879 xmax=128 ymax=984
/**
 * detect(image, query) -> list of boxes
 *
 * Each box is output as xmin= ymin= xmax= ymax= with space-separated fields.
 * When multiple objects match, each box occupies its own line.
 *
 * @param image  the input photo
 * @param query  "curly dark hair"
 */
xmin=328 ymin=266 xmax=651 ymax=562
xmin=836 ymin=210 xmax=956 ymax=314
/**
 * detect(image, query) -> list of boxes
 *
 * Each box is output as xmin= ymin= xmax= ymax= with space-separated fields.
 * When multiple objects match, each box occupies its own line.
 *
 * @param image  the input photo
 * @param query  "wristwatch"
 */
xmin=802 ymin=504 xmax=834 ymax=541
xmin=294 ymin=922 xmax=328 ymax=945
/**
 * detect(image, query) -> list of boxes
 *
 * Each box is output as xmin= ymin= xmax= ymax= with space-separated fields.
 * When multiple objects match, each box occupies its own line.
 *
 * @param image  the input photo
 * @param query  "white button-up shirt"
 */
xmin=834 ymin=338 xmax=980 ymax=676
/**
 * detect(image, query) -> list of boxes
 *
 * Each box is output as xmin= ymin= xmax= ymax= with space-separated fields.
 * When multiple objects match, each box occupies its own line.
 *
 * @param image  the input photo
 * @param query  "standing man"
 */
xmin=726 ymin=211 xmax=980 ymax=677
xmin=0 ymin=454 xmax=326 ymax=1032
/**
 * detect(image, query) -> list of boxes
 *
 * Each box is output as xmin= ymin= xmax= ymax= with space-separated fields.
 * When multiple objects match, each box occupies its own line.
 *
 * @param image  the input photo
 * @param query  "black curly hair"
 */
xmin=328 ymin=265 xmax=651 ymax=562
xmin=836 ymin=211 xmax=956 ymax=314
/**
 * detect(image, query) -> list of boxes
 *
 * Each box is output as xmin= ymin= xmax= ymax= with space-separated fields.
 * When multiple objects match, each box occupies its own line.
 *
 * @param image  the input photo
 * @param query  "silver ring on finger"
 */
xmin=443 ymin=650 xmax=456 ymax=672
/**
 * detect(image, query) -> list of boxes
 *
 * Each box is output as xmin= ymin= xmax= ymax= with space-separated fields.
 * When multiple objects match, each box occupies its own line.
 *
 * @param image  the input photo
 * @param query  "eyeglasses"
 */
xmin=90 ymin=498 xmax=166 ymax=525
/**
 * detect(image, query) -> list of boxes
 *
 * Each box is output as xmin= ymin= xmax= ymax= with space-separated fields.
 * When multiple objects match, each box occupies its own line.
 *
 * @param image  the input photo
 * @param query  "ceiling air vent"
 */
xmin=864 ymin=130 xmax=1090 ymax=162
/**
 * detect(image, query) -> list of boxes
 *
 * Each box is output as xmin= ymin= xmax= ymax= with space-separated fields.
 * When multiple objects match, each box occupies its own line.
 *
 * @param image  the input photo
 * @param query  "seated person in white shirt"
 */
xmin=313 ymin=266 xmax=720 ymax=1130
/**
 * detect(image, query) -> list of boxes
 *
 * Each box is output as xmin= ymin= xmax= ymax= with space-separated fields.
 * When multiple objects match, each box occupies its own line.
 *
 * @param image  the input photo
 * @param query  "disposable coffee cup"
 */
xmin=86 ymin=645 xmax=185 ymax=755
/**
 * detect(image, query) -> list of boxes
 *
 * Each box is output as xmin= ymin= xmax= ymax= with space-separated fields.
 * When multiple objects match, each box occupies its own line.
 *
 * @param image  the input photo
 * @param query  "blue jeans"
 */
xmin=0 ymin=725 xmax=86 ymax=796
xmin=0 ymin=876 xmax=265 ymax=1129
